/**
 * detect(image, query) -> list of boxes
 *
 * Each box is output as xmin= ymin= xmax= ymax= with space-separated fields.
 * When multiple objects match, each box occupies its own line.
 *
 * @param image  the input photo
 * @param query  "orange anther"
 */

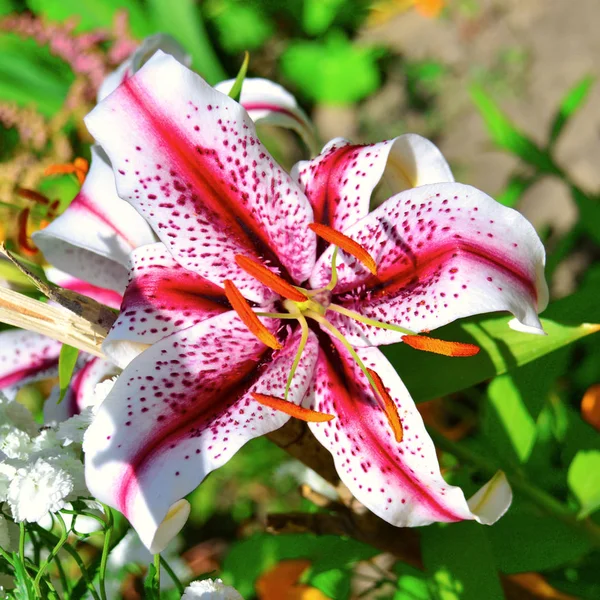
xmin=45 ymin=157 xmax=89 ymax=185
xmin=367 ymin=368 xmax=403 ymax=443
xmin=309 ymin=223 xmax=377 ymax=275
xmin=582 ymin=384 xmax=600 ymax=431
xmin=235 ymin=255 xmax=308 ymax=302
xmin=402 ymin=335 xmax=480 ymax=357
xmin=223 ymin=280 xmax=282 ymax=350
xmin=251 ymin=393 xmax=335 ymax=423
xmin=17 ymin=208 xmax=38 ymax=256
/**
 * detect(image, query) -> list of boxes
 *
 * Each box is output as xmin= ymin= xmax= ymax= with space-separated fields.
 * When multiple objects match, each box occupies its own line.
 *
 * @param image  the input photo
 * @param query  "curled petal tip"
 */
xmin=147 ymin=499 xmax=191 ymax=554
xmin=508 ymin=317 xmax=546 ymax=336
xmin=467 ymin=471 xmax=512 ymax=525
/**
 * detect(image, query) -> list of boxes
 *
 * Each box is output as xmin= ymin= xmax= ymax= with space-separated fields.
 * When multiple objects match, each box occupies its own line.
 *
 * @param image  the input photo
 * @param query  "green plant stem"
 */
xmin=32 ymin=524 xmax=101 ymax=600
xmin=160 ymin=555 xmax=185 ymax=594
xmin=33 ymin=512 xmax=69 ymax=595
xmin=154 ymin=553 xmax=161 ymax=595
xmin=428 ymin=428 xmax=600 ymax=546
xmin=98 ymin=505 xmax=114 ymax=600
xmin=18 ymin=521 xmax=35 ymax=599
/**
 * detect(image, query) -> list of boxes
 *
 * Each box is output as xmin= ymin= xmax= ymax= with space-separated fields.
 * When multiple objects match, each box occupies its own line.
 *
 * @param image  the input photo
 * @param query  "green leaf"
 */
xmin=228 ymin=51 xmax=249 ymax=103
xmin=280 ymin=31 xmax=382 ymax=104
xmin=302 ymin=0 xmax=345 ymax=35
xmin=309 ymin=568 xmax=350 ymax=598
xmin=549 ymin=76 xmax=595 ymax=146
xmin=222 ymin=533 xmax=377 ymax=598
xmin=58 ymin=344 xmax=79 ymax=404
xmin=568 ymin=450 xmax=600 ymax=518
xmin=495 ymin=173 xmax=538 ymax=208
xmin=0 ymin=0 xmax=14 ymax=16
xmin=148 ymin=0 xmax=226 ymax=84
xmin=26 ymin=0 xmax=153 ymax=38
xmin=203 ymin=0 xmax=273 ymax=58
xmin=384 ymin=285 xmax=600 ymax=403
xmin=422 ymin=522 xmax=504 ymax=600
xmin=393 ymin=562 xmax=432 ymax=600
xmin=12 ymin=552 xmax=36 ymax=599
xmin=143 ymin=562 xmax=159 ymax=600
xmin=0 ymin=34 xmax=73 ymax=116
xmin=470 ymin=85 xmax=557 ymax=174
xmin=486 ymin=512 xmax=592 ymax=572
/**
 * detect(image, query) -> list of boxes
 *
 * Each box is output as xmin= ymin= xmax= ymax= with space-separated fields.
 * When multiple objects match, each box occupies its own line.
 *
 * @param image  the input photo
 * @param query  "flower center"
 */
xmin=228 ymin=224 xmax=478 ymax=435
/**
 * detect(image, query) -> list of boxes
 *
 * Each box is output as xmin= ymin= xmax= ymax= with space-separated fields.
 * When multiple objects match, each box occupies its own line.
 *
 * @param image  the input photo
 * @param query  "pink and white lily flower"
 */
xmin=82 ymin=52 xmax=548 ymax=553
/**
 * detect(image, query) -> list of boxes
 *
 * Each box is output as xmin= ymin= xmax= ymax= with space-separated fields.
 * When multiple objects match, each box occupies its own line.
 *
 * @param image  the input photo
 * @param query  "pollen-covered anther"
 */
xmin=367 ymin=368 xmax=403 ymax=443
xmin=235 ymin=255 xmax=308 ymax=302
xmin=251 ymin=393 xmax=335 ymax=423
xmin=309 ymin=223 xmax=378 ymax=275
xmin=402 ymin=335 xmax=480 ymax=357
xmin=223 ymin=280 xmax=282 ymax=350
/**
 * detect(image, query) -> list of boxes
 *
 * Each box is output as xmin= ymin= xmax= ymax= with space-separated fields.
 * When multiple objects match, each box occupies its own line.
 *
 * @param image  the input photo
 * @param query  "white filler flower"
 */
xmin=7 ymin=458 xmax=73 ymax=522
xmin=181 ymin=579 xmax=244 ymax=600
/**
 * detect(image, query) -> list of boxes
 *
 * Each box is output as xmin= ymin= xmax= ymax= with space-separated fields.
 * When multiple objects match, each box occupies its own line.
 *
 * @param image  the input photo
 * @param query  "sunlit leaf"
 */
xmin=422 ymin=522 xmax=504 ymax=600
xmin=568 ymin=450 xmax=600 ymax=518
xmin=549 ymin=75 xmax=595 ymax=146
xmin=470 ymin=85 xmax=556 ymax=174
xmin=280 ymin=31 xmax=382 ymax=104
xmin=302 ymin=0 xmax=345 ymax=35
xmin=384 ymin=285 xmax=600 ymax=403
xmin=58 ymin=344 xmax=79 ymax=404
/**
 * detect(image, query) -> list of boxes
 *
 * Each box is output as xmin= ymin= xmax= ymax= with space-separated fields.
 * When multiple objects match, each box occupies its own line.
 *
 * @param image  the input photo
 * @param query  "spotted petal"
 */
xmin=98 ymin=33 xmax=191 ymax=101
xmin=0 ymin=330 xmax=62 ymax=397
xmin=292 ymin=134 xmax=453 ymax=233
xmin=310 ymin=183 xmax=548 ymax=346
xmin=85 ymin=51 xmax=316 ymax=304
xmin=103 ymin=242 xmax=229 ymax=368
xmin=84 ymin=313 xmax=318 ymax=551
xmin=307 ymin=339 xmax=511 ymax=526
xmin=214 ymin=77 xmax=319 ymax=155
xmin=33 ymin=146 xmax=156 ymax=294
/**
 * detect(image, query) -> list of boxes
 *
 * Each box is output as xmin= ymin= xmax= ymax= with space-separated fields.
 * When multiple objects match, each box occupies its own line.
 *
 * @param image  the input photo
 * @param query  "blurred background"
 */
xmin=1 ymin=1 xmax=599 ymax=599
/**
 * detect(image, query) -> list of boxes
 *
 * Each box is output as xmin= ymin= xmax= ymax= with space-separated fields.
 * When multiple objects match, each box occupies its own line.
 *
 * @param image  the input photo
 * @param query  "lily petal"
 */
xmin=103 ymin=242 xmax=229 ymax=368
xmin=84 ymin=313 xmax=318 ymax=551
xmin=98 ymin=33 xmax=191 ymax=101
xmin=307 ymin=339 xmax=511 ymax=526
xmin=46 ymin=267 xmax=122 ymax=310
xmin=43 ymin=356 xmax=119 ymax=423
xmin=0 ymin=330 xmax=62 ymax=396
xmin=85 ymin=51 xmax=316 ymax=303
xmin=214 ymin=77 xmax=319 ymax=155
xmin=292 ymin=134 xmax=453 ymax=233
xmin=311 ymin=183 xmax=548 ymax=346
xmin=32 ymin=146 xmax=156 ymax=294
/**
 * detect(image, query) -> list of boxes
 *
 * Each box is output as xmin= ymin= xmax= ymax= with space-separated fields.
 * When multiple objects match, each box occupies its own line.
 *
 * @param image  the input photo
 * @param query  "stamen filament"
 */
xmin=223 ymin=280 xmax=282 ymax=350
xmin=251 ymin=393 xmax=334 ymax=422
xmin=284 ymin=310 xmax=309 ymax=401
xmin=306 ymin=310 xmax=381 ymax=403
xmin=309 ymin=223 xmax=378 ymax=275
xmin=17 ymin=208 xmax=38 ymax=255
xmin=235 ymin=255 xmax=308 ymax=302
xmin=255 ymin=312 xmax=299 ymax=319
xmin=402 ymin=335 xmax=480 ymax=357
xmin=367 ymin=368 xmax=403 ymax=443
xmin=328 ymin=303 xmax=415 ymax=336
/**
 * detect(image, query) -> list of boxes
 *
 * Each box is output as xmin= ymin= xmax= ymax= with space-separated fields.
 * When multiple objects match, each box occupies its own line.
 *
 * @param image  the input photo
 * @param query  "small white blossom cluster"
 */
xmin=0 ymin=392 xmax=90 ymax=524
xmin=181 ymin=579 xmax=244 ymax=600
